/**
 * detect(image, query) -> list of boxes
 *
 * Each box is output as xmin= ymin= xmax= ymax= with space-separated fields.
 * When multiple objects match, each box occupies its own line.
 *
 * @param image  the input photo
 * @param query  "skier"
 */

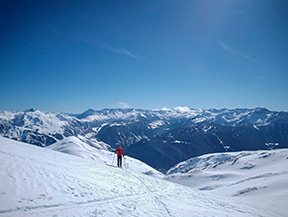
xmin=115 ymin=145 xmax=124 ymax=168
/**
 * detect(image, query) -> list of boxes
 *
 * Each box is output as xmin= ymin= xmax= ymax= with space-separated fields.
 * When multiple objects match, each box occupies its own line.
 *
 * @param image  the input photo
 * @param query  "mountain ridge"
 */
xmin=1 ymin=107 xmax=287 ymax=171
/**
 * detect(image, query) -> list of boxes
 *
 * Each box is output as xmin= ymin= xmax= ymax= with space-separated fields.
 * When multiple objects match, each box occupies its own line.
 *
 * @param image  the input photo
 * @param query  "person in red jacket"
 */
xmin=115 ymin=145 xmax=124 ymax=168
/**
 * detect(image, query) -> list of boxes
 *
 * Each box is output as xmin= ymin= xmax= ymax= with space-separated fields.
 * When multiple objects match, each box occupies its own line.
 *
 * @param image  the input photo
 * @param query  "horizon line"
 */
xmin=0 ymin=106 xmax=287 ymax=114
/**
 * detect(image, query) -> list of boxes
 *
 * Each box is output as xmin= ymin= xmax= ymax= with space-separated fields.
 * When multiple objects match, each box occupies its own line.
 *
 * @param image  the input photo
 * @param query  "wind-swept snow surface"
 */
xmin=46 ymin=136 xmax=164 ymax=178
xmin=0 ymin=136 xmax=274 ymax=217
xmin=166 ymin=150 xmax=288 ymax=216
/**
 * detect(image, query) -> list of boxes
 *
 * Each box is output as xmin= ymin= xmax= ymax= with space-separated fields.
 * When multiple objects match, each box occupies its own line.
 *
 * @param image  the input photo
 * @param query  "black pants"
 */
xmin=117 ymin=155 xmax=122 ymax=168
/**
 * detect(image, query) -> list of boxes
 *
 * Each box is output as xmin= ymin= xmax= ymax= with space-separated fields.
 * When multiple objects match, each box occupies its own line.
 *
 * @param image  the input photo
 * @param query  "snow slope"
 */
xmin=46 ymin=136 xmax=164 ymax=178
xmin=0 ymin=109 xmax=75 ymax=134
xmin=0 ymin=136 xmax=274 ymax=217
xmin=166 ymin=150 xmax=288 ymax=216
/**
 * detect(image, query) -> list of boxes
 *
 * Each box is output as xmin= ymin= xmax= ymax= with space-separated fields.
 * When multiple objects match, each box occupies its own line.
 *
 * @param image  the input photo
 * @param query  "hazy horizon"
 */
xmin=1 ymin=106 xmax=286 ymax=114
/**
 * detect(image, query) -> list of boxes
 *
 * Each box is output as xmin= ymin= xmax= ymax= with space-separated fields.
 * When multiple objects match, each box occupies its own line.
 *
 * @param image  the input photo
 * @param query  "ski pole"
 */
xmin=123 ymin=157 xmax=128 ymax=168
xmin=112 ymin=153 xmax=115 ymax=166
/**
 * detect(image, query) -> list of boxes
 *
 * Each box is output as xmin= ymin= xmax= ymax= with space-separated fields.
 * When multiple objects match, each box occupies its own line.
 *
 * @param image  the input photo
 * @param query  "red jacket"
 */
xmin=115 ymin=146 xmax=124 ymax=156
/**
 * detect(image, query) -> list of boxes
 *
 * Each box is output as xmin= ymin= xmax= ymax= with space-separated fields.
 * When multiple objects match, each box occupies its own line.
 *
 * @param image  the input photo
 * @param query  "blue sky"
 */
xmin=0 ymin=0 xmax=287 ymax=113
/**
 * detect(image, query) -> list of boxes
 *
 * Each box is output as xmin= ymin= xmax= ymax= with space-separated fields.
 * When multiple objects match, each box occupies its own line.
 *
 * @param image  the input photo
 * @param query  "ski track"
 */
xmin=3 ymin=174 xmax=270 ymax=217
xmin=0 ymin=172 xmax=173 ymax=217
xmin=1 ymin=192 xmax=148 ymax=216
xmin=124 ymin=170 xmax=172 ymax=216
xmin=0 ymin=148 xmax=173 ymax=217
xmin=0 ymin=137 xmax=280 ymax=217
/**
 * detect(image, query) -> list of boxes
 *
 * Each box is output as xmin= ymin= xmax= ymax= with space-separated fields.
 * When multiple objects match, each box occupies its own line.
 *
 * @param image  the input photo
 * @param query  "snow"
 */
xmin=109 ymin=122 xmax=127 ymax=127
xmin=149 ymin=120 xmax=165 ymax=129
xmin=1 ymin=107 xmax=284 ymax=148
xmin=46 ymin=136 xmax=164 ymax=178
xmin=166 ymin=149 xmax=288 ymax=217
xmin=265 ymin=142 xmax=280 ymax=149
xmin=0 ymin=111 xmax=19 ymax=121
xmin=173 ymin=106 xmax=192 ymax=113
xmin=214 ymin=134 xmax=224 ymax=145
xmin=0 ymin=110 xmax=76 ymax=137
xmin=74 ymin=135 xmax=110 ymax=150
xmin=203 ymin=126 xmax=213 ymax=132
xmin=160 ymin=107 xmax=172 ymax=111
xmin=0 ymin=136 xmax=272 ymax=217
xmin=91 ymin=123 xmax=108 ymax=134
xmin=22 ymin=110 xmax=65 ymax=134
xmin=253 ymin=125 xmax=260 ymax=130
xmin=81 ymin=110 xmax=139 ymax=122
xmin=77 ymin=107 xmax=276 ymax=128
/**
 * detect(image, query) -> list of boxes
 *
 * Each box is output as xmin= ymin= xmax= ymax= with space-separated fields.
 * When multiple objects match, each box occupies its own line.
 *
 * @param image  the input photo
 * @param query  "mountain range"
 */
xmin=1 ymin=107 xmax=287 ymax=171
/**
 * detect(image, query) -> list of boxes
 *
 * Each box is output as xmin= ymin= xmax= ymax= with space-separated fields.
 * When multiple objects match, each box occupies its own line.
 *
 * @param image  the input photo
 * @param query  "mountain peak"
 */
xmin=85 ymin=108 xmax=96 ymax=113
xmin=77 ymin=108 xmax=96 ymax=119
xmin=25 ymin=108 xmax=37 ymax=112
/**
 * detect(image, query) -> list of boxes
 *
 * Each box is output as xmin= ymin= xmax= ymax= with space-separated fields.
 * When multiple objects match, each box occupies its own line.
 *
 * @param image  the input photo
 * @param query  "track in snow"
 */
xmin=0 ymin=136 xmax=278 ymax=217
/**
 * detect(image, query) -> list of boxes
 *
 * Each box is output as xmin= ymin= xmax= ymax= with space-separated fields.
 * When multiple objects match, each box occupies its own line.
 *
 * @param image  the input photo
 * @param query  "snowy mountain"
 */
xmin=0 ymin=108 xmax=111 ymax=150
xmin=46 ymin=136 xmax=164 ymax=178
xmin=123 ymin=108 xmax=288 ymax=171
xmin=166 ymin=149 xmax=288 ymax=217
xmin=0 ymin=109 xmax=84 ymax=146
xmin=1 ymin=107 xmax=288 ymax=171
xmin=0 ymin=136 xmax=277 ymax=217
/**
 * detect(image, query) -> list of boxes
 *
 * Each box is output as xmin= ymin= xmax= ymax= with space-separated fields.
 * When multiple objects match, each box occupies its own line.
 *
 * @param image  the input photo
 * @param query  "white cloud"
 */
xmin=220 ymin=42 xmax=231 ymax=51
xmin=114 ymin=102 xmax=130 ymax=109
xmin=98 ymin=42 xmax=136 ymax=59
xmin=79 ymin=39 xmax=136 ymax=59
xmin=220 ymin=42 xmax=264 ymax=66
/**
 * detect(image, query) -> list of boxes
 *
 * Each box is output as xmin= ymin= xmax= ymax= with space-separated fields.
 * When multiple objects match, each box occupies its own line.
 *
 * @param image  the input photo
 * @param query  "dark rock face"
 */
xmin=126 ymin=122 xmax=282 ymax=171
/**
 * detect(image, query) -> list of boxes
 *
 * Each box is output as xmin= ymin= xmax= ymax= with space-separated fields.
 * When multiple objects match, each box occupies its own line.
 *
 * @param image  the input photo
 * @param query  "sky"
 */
xmin=0 ymin=0 xmax=288 ymax=113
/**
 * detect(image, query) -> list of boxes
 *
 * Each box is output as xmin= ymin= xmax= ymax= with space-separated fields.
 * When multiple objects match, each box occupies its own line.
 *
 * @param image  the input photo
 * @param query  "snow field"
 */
xmin=166 ymin=150 xmax=288 ymax=216
xmin=46 ymin=136 xmax=164 ymax=178
xmin=0 ymin=136 xmax=274 ymax=217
